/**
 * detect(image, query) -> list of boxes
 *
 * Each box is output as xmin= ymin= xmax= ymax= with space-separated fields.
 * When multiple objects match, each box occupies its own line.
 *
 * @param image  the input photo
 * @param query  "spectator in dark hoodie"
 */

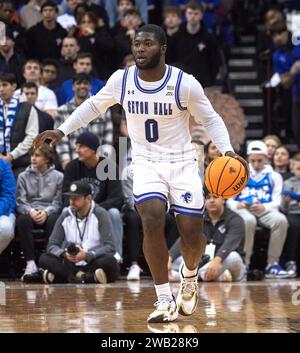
xmin=62 ymin=132 xmax=124 ymax=262
xmin=168 ymin=1 xmax=221 ymax=88
xmin=16 ymin=144 xmax=63 ymax=280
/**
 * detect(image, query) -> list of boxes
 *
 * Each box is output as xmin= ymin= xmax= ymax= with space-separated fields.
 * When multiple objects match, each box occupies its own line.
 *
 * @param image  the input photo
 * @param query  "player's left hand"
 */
xmin=225 ymin=151 xmax=249 ymax=181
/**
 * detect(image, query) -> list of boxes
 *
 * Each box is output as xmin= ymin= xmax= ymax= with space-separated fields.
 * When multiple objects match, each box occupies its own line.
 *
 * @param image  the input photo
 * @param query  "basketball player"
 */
xmin=33 ymin=24 xmax=249 ymax=323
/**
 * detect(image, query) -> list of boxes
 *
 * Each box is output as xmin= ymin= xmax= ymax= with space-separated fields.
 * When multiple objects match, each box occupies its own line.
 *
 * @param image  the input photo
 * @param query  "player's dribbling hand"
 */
xmin=225 ymin=151 xmax=250 ymax=181
xmin=33 ymin=129 xmax=65 ymax=149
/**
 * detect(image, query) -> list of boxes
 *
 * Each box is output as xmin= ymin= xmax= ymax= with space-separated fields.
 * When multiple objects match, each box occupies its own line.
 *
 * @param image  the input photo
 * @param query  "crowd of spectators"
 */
xmin=0 ymin=0 xmax=299 ymax=283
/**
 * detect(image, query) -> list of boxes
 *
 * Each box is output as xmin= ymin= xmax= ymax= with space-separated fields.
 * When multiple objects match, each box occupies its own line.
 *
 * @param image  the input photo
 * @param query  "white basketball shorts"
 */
xmin=132 ymin=159 xmax=205 ymax=217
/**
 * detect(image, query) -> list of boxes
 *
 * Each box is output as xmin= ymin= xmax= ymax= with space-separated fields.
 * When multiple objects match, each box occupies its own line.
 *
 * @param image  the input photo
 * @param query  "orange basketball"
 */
xmin=205 ymin=156 xmax=248 ymax=199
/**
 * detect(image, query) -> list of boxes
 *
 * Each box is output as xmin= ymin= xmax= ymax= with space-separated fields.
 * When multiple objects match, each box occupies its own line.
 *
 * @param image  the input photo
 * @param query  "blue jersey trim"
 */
xmin=120 ymin=69 xmax=129 ymax=105
xmin=175 ymin=70 xmax=187 ymax=111
xmin=134 ymin=195 xmax=167 ymax=204
xmin=134 ymin=191 xmax=167 ymax=202
xmin=170 ymin=203 xmax=205 ymax=213
xmin=134 ymin=65 xmax=172 ymax=94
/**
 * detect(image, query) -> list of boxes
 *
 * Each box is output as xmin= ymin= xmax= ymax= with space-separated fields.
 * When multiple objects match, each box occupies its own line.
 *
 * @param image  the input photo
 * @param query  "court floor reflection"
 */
xmin=0 ymin=279 xmax=299 ymax=332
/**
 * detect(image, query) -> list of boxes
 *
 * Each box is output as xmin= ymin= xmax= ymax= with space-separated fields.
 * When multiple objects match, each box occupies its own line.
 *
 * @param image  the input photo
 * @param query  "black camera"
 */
xmin=67 ymin=243 xmax=79 ymax=256
xmin=247 ymin=269 xmax=264 ymax=281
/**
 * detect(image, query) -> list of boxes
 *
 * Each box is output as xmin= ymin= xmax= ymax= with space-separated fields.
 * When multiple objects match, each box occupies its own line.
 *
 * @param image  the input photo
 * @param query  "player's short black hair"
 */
xmin=135 ymin=24 xmax=167 ymax=46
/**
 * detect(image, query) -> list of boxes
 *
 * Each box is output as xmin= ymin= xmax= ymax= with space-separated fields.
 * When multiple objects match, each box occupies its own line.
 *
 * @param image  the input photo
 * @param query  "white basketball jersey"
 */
xmin=121 ymin=65 xmax=196 ymax=162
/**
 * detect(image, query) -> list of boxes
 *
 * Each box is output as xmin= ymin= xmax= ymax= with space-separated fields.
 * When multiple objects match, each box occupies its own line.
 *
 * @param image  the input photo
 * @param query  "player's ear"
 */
xmin=161 ymin=44 xmax=167 ymax=55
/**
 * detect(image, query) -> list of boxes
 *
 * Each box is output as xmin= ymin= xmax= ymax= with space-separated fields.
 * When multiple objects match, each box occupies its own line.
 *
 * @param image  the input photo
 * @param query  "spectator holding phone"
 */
xmin=227 ymin=141 xmax=289 ymax=278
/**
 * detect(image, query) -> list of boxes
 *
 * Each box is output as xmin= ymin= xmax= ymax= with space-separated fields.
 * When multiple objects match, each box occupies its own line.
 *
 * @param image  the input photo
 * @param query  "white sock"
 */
xmin=154 ymin=283 xmax=173 ymax=300
xmin=182 ymin=262 xmax=198 ymax=278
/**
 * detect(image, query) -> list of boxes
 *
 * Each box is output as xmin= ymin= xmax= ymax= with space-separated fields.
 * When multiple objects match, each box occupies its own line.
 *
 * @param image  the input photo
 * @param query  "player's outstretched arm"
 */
xmin=33 ymin=129 xmax=65 ymax=149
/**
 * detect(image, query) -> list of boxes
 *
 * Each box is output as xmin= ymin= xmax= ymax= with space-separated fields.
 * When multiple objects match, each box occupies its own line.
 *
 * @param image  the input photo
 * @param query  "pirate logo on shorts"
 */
xmin=181 ymin=192 xmax=193 ymax=204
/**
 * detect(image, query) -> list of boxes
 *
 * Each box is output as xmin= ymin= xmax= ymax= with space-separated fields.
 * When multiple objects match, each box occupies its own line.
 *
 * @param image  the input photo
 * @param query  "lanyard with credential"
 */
xmin=76 ymin=215 xmax=88 ymax=242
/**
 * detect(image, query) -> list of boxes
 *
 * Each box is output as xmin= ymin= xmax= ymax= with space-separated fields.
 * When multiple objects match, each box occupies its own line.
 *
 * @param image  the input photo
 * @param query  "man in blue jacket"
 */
xmin=270 ymin=20 xmax=300 ymax=148
xmin=0 ymin=159 xmax=16 ymax=254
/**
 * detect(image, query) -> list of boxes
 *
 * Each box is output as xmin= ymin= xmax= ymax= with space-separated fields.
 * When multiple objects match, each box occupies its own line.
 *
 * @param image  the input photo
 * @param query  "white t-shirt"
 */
xmin=16 ymin=85 xmax=58 ymax=111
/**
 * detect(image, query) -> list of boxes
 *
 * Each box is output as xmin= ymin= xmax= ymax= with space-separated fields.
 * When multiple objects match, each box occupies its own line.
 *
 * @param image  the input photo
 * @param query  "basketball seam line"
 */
xmin=222 ymin=162 xmax=242 ymax=197
xmin=216 ymin=158 xmax=232 ymax=196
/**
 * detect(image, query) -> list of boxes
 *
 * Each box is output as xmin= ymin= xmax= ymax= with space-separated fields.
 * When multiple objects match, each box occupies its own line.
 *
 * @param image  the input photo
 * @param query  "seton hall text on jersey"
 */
xmin=127 ymin=101 xmax=173 ymax=116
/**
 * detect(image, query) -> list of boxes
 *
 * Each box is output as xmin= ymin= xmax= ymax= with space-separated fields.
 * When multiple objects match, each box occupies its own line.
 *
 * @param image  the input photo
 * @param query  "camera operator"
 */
xmin=39 ymin=180 xmax=119 ymax=284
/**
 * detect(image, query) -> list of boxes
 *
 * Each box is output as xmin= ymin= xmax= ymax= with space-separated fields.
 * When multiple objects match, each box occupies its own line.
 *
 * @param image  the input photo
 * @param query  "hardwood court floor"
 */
xmin=0 ymin=279 xmax=300 ymax=333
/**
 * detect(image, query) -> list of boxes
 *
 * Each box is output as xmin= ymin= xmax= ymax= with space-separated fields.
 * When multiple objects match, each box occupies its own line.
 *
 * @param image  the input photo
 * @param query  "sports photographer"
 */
xmin=38 ymin=180 xmax=119 ymax=284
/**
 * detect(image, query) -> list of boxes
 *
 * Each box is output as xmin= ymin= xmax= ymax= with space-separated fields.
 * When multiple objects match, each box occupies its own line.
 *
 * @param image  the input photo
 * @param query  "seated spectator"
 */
xmin=0 ymin=73 xmax=38 ymax=175
xmin=26 ymin=1 xmax=67 ymax=61
xmin=58 ymin=52 xmax=105 ymax=105
xmin=168 ymin=193 xmax=246 ymax=282
xmin=62 ymin=132 xmax=123 ymax=262
xmin=0 ymin=29 xmax=26 ymax=86
xmin=263 ymin=134 xmax=281 ymax=163
xmin=57 ymin=37 xmax=79 ymax=84
xmin=41 ymin=59 xmax=60 ymax=99
xmin=269 ymin=20 xmax=300 ymax=149
xmin=19 ymin=0 xmax=44 ymax=30
xmin=256 ymin=7 xmax=284 ymax=83
xmin=75 ymin=11 xmax=114 ymax=80
xmin=55 ymin=73 xmax=113 ymax=169
xmin=281 ymin=152 xmax=300 ymax=277
xmin=16 ymin=59 xmax=58 ymax=118
xmin=163 ymin=6 xmax=181 ymax=64
xmin=78 ymin=0 xmax=109 ymax=28
xmin=39 ymin=180 xmax=119 ymax=284
xmin=273 ymin=145 xmax=293 ymax=180
xmin=106 ymin=0 xmax=147 ymax=29
xmin=21 ymin=82 xmax=54 ymax=133
xmin=16 ymin=144 xmax=63 ymax=280
xmin=227 ymin=140 xmax=289 ymax=278
xmin=204 ymin=140 xmax=221 ymax=169
xmin=113 ymin=9 xmax=142 ymax=67
xmin=168 ymin=1 xmax=221 ymax=88
xmin=0 ymin=159 xmax=15 ymax=255
xmin=0 ymin=0 xmax=27 ymax=54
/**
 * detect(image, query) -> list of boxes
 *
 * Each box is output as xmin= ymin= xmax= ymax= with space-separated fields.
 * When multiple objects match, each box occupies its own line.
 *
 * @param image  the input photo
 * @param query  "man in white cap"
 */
xmin=227 ymin=140 xmax=289 ymax=278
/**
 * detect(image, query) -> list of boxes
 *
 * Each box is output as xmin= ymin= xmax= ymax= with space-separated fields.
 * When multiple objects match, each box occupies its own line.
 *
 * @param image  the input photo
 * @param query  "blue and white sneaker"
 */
xmin=285 ymin=261 xmax=297 ymax=278
xmin=265 ymin=263 xmax=290 ymax=279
